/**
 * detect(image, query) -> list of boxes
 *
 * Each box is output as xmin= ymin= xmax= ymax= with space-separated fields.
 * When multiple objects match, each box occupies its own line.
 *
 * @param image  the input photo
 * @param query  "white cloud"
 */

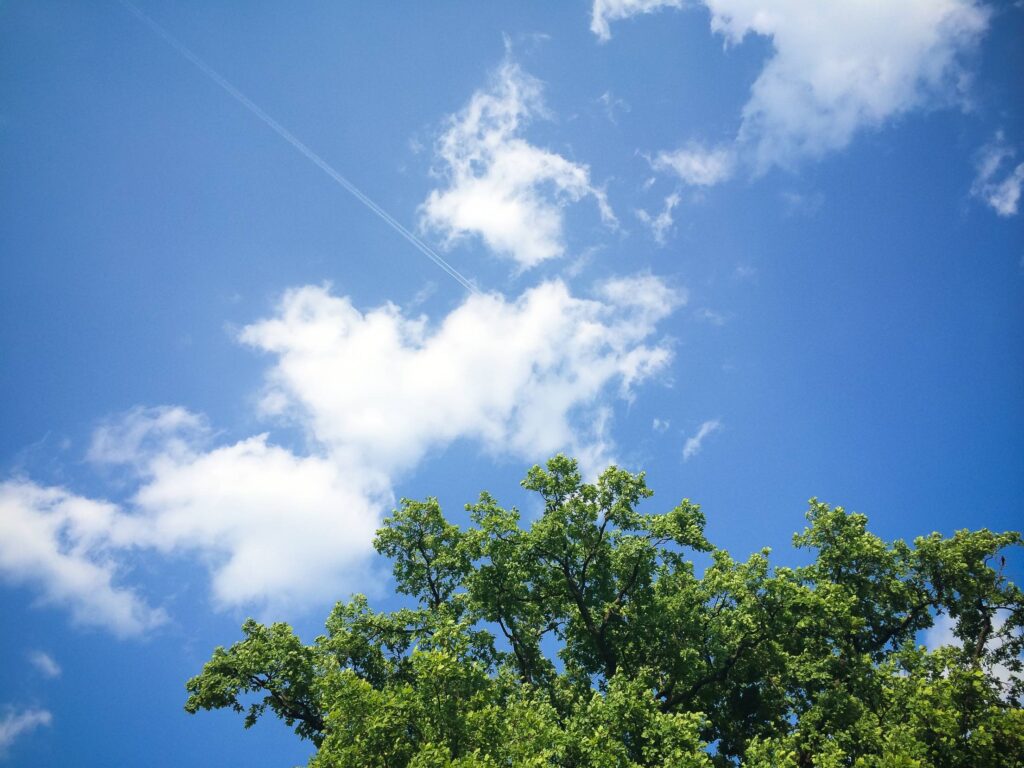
xmin=28 ymin=651 xmax=60 ymax=679
xmin=2 ymin=276 xmax=682 ymax=622
xmin=130 ymin=435 xmax=385 ymax=610
xmin=5 ymin=421 xmax=385 ymax=618
xmin=420 ymin=59 xmax=616 ymax=269
xmin=142 ymin=276 xmax=678 ymax=606
xmin=971 ymin=132 xmax=1024 ymax=217
xmin=711 ymin=0 xmax=989 ymax=171
xmin=683 ymin=418 xmax=721 ymax=460
xmin=0 ymin=708 xmax=52 ymax=754
xmin=241 ymin=276 xmax=681 ymax=476
xmin=158 ymin=276 xmax=680 ymax=604
xmin=652 ymin=145 xmax=735 ymax=187
xmin=591 ymin=0 xmax=686 ymax=42
xmin=0 ymin=480 xmax=165 ymax=637
xmin=652 ymin=418 xmax=670 ymax=433
xmin=597 ymin=1 xmax=990 ymax=172
xmin=636 ymin=192 xmax=681 ymax=244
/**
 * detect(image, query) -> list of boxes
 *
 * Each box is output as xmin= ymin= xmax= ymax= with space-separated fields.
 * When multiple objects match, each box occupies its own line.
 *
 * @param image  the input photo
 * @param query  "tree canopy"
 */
xmin=185 ymin=455 xmax=1024 ymax=767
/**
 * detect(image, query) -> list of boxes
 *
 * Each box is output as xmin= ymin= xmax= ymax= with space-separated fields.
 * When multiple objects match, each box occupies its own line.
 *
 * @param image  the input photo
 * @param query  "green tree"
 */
xmin=185 ymin=456 xmax=1024 ymax=766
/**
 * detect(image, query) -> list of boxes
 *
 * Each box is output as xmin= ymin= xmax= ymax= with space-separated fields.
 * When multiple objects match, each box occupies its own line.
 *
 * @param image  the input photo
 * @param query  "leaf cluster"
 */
xmin=185 ymin=456 xmax=1024 ymax=766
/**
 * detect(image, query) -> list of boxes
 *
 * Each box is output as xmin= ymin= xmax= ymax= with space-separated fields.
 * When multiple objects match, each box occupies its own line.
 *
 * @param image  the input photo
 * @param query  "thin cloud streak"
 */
xmin=0 ymin=708 xmax=52 ymax=753
xmin=28 ymin=651 xmax=61 ymax=679
xmin=117 ymin=0 xmax=479 ymax=294
xmin=683 ymin=419 xmax=721 ymax=461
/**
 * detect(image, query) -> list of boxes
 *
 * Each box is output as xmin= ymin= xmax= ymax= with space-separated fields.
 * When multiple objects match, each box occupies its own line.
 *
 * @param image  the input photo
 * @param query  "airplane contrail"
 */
xmin=117 ymin=0 xmax=480 ymax=295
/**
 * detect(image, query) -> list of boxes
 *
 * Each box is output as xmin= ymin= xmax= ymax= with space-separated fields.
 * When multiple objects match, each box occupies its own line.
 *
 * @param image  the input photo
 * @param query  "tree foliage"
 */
xmin=185 ymin=456 xmax=1024 ymax=766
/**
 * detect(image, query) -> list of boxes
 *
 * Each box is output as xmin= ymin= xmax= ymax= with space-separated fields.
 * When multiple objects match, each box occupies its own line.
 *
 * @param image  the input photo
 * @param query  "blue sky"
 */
xmin=1 ymin=1 xmax=1022 ymax=764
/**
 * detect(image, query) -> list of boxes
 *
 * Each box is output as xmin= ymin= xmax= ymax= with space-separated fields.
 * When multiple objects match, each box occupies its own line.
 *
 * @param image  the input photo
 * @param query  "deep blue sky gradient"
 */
xmin=1 ymin=2 xmax=1022 ymax=765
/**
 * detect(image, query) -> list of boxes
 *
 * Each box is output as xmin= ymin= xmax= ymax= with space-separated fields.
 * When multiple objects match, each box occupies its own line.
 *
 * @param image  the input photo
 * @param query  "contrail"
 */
xmin=117 ymin=0 xmax=480 ymax=295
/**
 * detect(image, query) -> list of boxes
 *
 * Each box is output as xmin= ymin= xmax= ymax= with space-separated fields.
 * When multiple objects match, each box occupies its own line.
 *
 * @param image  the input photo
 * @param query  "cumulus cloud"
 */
xmin=971 ymin=132 xmax=1024 ymax=216
xmin=2 ymin=276 xmax=682 ymax=623
xmin=652 ymin=145 xmax=735 ymax=187
xmin=712 ymin=0 xmax=988 ymax=171
xmin=420 ymin=59 xmax=615 ymax=269
xmin=683 ymin=418 xmax=721 ymax=460
xmin=28 ymin=651 xmax=60 ymax=679
xmin=0 ymin=480 xmax=165 ymax=637
xmin=4 ymin=424 xmax=385 ymax=619
xmin=146 ymin=276 xmax=677 ymax=607
xmin=597 ymin=1 xmax=989 ymax=173
xmin=0 ymin=708 xmax=52 ymax=754
xmin=241 ymin=276 xmax=681 ymax=475
xmin=591 ymin=0 xmax=686 ymax=42
xmin=130 ymin=434 xmax=385 ymax=610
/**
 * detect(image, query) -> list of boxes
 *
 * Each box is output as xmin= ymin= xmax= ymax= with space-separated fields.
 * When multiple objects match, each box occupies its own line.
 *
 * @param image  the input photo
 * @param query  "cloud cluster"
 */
xmin=971 ymin=132 xmax=1024 ymax=217
xmin=0 ymin=277 xmax=681 ymax=631
xmin=243 ymin=278 xmax=679 ymax=473
xmin=597 ymin=0 xmax=990 ymax=176
xmin=420 ymin=60 xmax=615 ymax=269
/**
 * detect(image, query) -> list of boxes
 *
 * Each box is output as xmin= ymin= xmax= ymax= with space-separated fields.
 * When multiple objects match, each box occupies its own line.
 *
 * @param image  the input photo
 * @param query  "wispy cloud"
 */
xmin=28 ymin=651 xmax=60 ymax=679
xmin=0 ymin=708 xmax=52 ymax=754
xmin=652 ymin=144 xmax=734 ymax=187
xmin=88 ymin=406 xmax=209 ymax=471
xmin=635 ymin=192 xmax=681 ymax=244
xmin=780 ymin=190 xmax=824 ymax=218
xmin=421 ymin=58 xmax=615 ymax=269
xmin=597 ymin=90 xmax=630 ymax=124
xmin=683 ymin=419 xmax=721 ymax=461
xmin=591 ymin=0 xmax=685 ymax=42
xmin=971 ymin=132 xmax=1024 ymax=217
xmin=694 ymin=308 xmax=726 ymax=326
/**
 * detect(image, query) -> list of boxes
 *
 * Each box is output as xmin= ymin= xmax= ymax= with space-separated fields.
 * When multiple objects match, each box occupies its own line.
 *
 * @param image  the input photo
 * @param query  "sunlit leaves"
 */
xmin=186 ymin=455 xmax=1023 ymax=766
